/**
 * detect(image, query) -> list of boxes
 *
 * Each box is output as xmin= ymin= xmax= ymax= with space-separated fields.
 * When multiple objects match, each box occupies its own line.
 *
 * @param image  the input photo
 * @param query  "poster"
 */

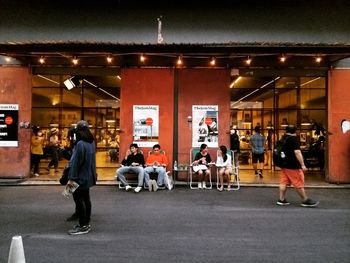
xmin=0 ymin=104 xmax=19 ymax=147
xmin=133 ymin=105 xmax=159 ymax=147
xmin=192 ymin=105 xmax=218 ymax=148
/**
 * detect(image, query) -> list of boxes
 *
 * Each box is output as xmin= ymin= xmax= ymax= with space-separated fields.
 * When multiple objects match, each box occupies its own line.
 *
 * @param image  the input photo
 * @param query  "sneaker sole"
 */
xmin=301 ymin=201 xmax=319 ymax=207
xmin=68 ymin=229 xmax=91 ymax=235
xmin=276 ymin=202 xmax=290 ymax=206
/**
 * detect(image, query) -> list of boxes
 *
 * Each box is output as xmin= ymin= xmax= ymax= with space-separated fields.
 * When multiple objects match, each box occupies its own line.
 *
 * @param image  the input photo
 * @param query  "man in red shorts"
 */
xmin=276 ymin=125 xmax=319 ymax=207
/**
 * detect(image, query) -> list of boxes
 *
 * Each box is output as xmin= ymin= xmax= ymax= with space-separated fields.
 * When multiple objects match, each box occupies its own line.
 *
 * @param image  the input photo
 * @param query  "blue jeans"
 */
xmin=144 ymin=166 xmax=166 ymax=186
xmin=116 ymin=166 xmax=144 ymax=187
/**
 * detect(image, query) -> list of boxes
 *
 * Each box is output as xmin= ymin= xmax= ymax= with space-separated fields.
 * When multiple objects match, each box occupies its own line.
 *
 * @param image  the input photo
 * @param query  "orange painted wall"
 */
xmin=177 ymin=69 xmax=231 ymax=180
xmin=120 ymin=68 xmax=174 ymax=169
xmin=328 ymin=69 xmax=350 ymax=183
xmin=0 ymin=67 xmax=32 ymax=178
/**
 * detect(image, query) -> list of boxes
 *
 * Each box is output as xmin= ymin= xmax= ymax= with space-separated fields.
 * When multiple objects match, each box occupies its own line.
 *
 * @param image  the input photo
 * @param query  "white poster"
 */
xmin=192 ymin=105 xmax=218 ymax=148
xmin=133 ymin=105 xmax=159 ymax=147
xmin=0 ymin=104 xmax=19 ymax=147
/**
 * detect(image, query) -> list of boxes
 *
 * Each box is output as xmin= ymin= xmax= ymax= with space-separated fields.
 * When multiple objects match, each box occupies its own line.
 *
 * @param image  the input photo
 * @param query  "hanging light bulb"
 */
xmin=39 ymin=56 xmax=45 ymax=64
xmin=279 ymin=54 xmax=286 ymax=63
xmin=176 ymin=55 xmax=183 ymax=66
xmin=315 ymin=56 xmax=322 ymax=63
xmin=72 ymin=57 xmax=79 ymax=65
xmin=106 ymin=55 xmax=113 ymax=63
xmin=210 ymin=57 xmax=216 ymax=66
xmin=245 ymin=56 xmax=252 ymax=65
xmin=140 ymin=54 xmax=146 ymax=62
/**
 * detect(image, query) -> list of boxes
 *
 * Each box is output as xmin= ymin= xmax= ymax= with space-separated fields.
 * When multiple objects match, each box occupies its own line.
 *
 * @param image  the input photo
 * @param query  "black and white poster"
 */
xmin=0 ymin=104 xmax=19 ymax=147
xmin=192 ymin=105 xmax=218 ymax=148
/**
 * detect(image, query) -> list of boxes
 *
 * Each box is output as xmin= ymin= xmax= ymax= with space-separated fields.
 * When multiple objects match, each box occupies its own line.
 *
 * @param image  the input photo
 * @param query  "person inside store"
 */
xmin=250 ymin=125 xmax=265 ymax=178
xmin=276 ymin=124 xmax=319 ymax=207
xmin=229 ymin=127 xmax=240 ymax=167
xmin=216 ymin=145 xmax=233 ymax=191
xmin=66 ymin=120 xmax=97 ymax=235
xmin=30 ymin=126 xmax=44 ymax=177
xmin=116 ymin=143 xmax=145 ymax=193
xmin=192 ymin=143 xmax=212 ymax=189
xmin=264 ymin=128 xmax=273 ymax=167
xmin=47 ymin=127 xmax=60 ymax=173
xmin=144 ymin=144 xmax=169 ymax=192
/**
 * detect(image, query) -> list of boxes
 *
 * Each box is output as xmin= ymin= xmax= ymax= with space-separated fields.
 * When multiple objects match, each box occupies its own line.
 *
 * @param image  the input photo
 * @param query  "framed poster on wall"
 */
xmin=192 ymin=105 xmax=218 ymax=148
xmin=0 ymin=104 xmax=19 ymax=147
xmin=133 ymin=105 xmax=159 ymax=147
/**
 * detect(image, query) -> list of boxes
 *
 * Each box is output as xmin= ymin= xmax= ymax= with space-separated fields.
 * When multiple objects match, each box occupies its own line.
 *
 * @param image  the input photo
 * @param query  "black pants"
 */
xmin=48 ymin=146 xmax=59 ymax=169
xmin=72 ymin=188 xmax=91 ymax=227
xmin=30 ymin=154 xmax=42 ymax=174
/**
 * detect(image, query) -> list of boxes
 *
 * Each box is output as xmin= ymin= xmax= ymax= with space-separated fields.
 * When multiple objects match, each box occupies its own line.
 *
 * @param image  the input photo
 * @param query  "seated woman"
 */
xmin=192 ymin=143 xmax=212 ymax=189
xmin=216 ymin=145 xmax=233 ymax=191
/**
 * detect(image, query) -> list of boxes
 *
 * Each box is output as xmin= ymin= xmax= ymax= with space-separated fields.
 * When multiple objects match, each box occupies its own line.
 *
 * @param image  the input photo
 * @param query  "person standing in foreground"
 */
xmin=276 ymin=125 xmax=319 ymax=207
xmin=67 ymin=120 xmax=97 ymax=235
xmin=250 ymin=125 xmax=265 ymax=178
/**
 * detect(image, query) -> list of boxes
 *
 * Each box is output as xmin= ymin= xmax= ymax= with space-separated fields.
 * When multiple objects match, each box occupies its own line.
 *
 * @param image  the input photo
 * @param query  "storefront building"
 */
xmin=0 ymin=1 xmax=350 ymax=184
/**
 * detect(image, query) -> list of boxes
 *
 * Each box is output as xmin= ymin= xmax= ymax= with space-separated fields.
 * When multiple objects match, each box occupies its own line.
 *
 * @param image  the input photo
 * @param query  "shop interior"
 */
xmin=30 ymin=72 xmax=327 ymax=184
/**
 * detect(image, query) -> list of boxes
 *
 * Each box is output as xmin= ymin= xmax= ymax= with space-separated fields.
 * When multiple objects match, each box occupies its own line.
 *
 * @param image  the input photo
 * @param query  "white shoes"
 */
xmin=134 ymin=186 xmax=142 ymax=193
xmin=202 ymin=182 xmax=207 ymax=189
xmin=152 ymin=180 xmax=159 ymax=192
xmin=34 ymin=173 xmax=40 ymax=177
xmin=198 ymin=182 xmax=202 ymax=189
xmin=125 ymin=185 xmax=132 ymax=191
xmin=148 ymin=180 xmax=153 ymax=192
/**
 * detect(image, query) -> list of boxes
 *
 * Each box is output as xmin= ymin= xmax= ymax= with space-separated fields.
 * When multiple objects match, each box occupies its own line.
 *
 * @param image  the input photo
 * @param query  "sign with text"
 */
xmin=0 ymin=104 xmax=19 ymax=147
xmin=133 ymin=105 xmax=159 ymax=147
xmin=192 ymin=105 xmax=219 ymax=148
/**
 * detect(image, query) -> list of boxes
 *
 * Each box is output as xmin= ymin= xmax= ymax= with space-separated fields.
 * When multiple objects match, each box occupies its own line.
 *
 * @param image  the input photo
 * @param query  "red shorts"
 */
xmin=280 ymin=168 xmax=305 ymax=188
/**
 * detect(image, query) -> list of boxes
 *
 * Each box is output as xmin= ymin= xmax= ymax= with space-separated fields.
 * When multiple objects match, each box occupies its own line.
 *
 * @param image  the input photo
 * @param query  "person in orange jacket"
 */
xmin=144 ymin=144 xmax=168 ymax=191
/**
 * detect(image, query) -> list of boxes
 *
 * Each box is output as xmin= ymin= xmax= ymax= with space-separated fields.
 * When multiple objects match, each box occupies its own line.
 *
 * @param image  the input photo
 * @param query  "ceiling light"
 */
xmin=177 ymin=55 xmax=183 ymax=66
xmin=315 ymin=56 xmax=322 ymax=63
xmin=5 ymin=57 xmax=11 ymax=62
xmin=279 ymin=55 xmax=286 ymax=63
xmin=140 ymin=54 xmax=146 ymax=62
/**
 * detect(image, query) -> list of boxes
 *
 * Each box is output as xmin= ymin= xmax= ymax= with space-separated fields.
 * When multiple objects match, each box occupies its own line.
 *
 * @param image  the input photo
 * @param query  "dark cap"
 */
xmin=76 ymin=120 xmax=89 ymax=130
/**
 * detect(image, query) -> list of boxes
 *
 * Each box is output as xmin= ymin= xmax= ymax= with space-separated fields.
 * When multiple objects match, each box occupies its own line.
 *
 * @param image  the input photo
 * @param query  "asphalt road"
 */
xmin=1 ymin=185 xmax=349 ymax=263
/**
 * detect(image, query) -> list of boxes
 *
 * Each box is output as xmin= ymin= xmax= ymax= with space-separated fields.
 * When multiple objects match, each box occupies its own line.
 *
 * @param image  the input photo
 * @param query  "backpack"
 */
xmin=273 ymin=136 xmax=291 ymax=168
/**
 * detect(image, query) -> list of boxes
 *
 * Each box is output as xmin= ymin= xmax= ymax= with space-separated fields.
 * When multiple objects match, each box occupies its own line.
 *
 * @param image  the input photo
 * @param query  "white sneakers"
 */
xmin=152 ymin=180 xmax=159 ymax=192
xmin=148 ymin=180 xmax=153 ymax=192
xmin=34 ymin=173 xmax=40 ymax=177
xmin=134 ymin=186 xmax=142 ymax=193
xmin=198 ymin=181 xmax=208 ymax=189
xmin=125 ymin=185 xmax=132 ymax=191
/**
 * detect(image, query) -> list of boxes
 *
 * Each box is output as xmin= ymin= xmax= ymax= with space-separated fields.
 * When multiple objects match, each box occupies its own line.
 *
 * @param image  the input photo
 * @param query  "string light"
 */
xmin=39 ymin=56 xmax=45 ymax=64
xmin=176 ymin=55 xmax=183 ymax=66
xmin=106 ymin=55 xmax=113 ymax=63
xmin=245 ymin=56 xmax=252 ymax=65
xmin=140 ymin=54 xmax=146 ymax=62
xmin=315 ymin=56 xmax=322 ymax=63
xmin=279 ymin=54 xmax=286 ymax=63
xmin=72 ymin=57 xmax=79 ymax=65
xmin=210 ymin=57 xmax=216 ymax=66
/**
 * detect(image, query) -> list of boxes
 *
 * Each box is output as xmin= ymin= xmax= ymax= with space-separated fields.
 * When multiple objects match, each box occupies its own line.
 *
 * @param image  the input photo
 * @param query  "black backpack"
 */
xmin=273 ymin=136 xmax=291 ymax=168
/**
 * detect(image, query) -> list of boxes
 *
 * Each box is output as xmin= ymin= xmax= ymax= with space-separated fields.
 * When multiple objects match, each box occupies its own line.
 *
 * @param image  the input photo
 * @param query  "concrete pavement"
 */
xmin=1 ymin=185 xmax=349 ymax=262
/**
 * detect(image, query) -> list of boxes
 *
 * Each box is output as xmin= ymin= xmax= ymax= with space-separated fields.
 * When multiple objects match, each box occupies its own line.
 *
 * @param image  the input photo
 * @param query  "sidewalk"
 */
xmin=1 ymin=185 xmax=350 ymax=262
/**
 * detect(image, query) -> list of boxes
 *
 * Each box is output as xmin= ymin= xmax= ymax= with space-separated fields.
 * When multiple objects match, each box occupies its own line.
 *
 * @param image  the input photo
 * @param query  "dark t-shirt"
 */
xmin=283 ymin=135 xmax=301 ymax=169
xmin=194 ymin=152 xmax=212 ymax=164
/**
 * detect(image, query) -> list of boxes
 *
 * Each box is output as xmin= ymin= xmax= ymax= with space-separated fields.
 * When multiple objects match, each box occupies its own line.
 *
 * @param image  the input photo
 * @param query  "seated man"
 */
xmin=116 ymin=143 xmax=145 ymax=193
xmin=144 ymin=144 xmax=168 ymax=192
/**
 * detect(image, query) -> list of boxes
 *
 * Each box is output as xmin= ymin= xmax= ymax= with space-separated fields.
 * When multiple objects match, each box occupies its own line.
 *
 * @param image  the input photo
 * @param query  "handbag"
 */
xmin=59 ymin=164 xmax=70 ymax=185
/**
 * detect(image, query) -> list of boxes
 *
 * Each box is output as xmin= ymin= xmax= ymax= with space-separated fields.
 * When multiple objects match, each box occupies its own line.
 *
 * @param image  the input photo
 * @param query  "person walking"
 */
xmin=276 ymin=124 xmax=319 ymax=207
xmin=66 ymin=120 xmax=97 ymax=235
xmin=116 ymin=143 xmax=145 ymax=193
xmin=47 ymin=127 xmax=60 ymax=173
xmin=30 ymin=126 xmax=44 ymax=177
xmin=250 ymin=125 xmax=265 ymax=178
